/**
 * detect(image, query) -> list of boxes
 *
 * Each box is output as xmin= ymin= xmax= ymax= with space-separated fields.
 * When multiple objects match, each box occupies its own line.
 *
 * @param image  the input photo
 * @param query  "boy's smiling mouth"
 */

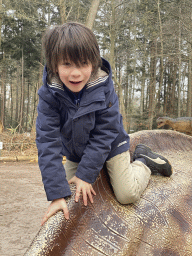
xmin=70 ymin=81 xmax=82 ymax=85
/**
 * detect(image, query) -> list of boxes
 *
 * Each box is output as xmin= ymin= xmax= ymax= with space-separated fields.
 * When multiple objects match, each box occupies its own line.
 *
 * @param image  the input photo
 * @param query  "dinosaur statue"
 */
xmin=24 ymin=130 xmax=192 ymax=256
xmin=157 ymin=116 xmax=192 ymax=135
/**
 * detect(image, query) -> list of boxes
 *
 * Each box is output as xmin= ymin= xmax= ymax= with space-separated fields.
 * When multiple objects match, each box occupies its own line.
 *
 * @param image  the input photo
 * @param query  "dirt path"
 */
xmin=0 ymin=162 xmax=49 ymax=256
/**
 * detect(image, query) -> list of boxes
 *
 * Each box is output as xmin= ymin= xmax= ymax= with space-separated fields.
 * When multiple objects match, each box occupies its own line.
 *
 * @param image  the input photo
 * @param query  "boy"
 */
xmin=36 ymin=22 xmax=172 ymax=226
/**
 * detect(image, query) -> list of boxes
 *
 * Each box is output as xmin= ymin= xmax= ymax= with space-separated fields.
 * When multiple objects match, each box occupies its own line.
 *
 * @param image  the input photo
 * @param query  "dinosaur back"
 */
xmin=25 ymin=130 xmax=192 ymax=256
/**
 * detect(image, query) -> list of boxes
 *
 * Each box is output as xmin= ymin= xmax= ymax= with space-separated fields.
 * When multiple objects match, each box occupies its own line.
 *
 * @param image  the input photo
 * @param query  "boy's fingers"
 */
xmin=41 ymin=217 xmax=46 ymax=226
xmin=41 ymin=209 xmax=54 ymax=225
xmin=62 ymin=205 xmax=69 ymax=220
xmin=75 ymin=188 xmax=81 ymax=202
xmin=41 ymin=198 xmax=70 ymax=225
xmin=41 ymin=213 xmax=50 ymax=226
xmin=91 ymin=187 xmax=96 ymax=196
xmin=82 ymin=190 xmax=88 ymax=206
xmin=87 ymin=191 xmax=93 ymax=204
xmin=63 ymin=210 xmax=69 ymax=220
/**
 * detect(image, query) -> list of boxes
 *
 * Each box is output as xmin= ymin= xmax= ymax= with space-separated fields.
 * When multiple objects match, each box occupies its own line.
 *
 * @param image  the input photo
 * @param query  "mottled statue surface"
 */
xmin=25 ymin=130 xmax=192 ymax=256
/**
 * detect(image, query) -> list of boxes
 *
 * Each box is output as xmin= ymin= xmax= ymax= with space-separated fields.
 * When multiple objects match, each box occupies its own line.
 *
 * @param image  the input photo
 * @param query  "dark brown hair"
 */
xmin=42 ymin=22 xmax=102 ymax=75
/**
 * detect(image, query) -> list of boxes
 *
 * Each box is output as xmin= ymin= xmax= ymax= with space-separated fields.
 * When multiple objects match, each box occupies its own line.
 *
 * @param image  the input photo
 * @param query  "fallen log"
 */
xmin=0 ymin=156 xmax=38 ymax=162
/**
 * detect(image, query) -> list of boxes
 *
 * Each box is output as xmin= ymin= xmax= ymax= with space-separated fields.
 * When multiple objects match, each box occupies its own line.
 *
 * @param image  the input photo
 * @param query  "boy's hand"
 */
xmin=68 ymin=176 xmax=96 ymax=206
xmin=41 ymin=198 xmax=69 ymax=226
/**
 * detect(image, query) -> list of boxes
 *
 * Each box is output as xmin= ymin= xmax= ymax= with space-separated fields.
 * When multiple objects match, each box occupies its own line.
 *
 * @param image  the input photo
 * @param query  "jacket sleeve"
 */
xmin=75 ymin=86 xmax=121 ymax=184
xmin=36 ymin=91 xmax=71 ymax=201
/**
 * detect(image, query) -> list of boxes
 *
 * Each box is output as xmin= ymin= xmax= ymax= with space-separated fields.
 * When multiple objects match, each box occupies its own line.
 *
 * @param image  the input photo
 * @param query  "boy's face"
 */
xmin=57 ymin=60 xmax=93 ymax=93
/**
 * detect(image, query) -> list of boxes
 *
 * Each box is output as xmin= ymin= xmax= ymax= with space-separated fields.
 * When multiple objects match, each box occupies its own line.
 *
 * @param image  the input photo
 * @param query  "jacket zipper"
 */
xmin=75 ymin=99 xmax=80 ymax=107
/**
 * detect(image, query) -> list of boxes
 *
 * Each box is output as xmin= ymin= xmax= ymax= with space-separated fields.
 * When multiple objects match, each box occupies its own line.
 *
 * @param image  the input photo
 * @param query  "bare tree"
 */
xmin=86 ymin=0 xmax=100 ymax=29
xmin=157 ymin=0 xmax=164 ymax=113
xmin=0 ymin=0 xmax=2 ymax=49
xmin=59 ymin=0 xmax=66 ymax=24
xmin=188 ymin=42 xmax=192 ymax=117
xmin=148 ymin=39 xmax=157 ymax=130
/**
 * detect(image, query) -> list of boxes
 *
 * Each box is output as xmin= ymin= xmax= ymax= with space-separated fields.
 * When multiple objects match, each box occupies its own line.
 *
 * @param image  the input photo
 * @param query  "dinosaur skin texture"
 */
xmin=157 ymin=116 xmax=192 ymax=135
xmin=25 ymin=130 xmax=192 ymax=256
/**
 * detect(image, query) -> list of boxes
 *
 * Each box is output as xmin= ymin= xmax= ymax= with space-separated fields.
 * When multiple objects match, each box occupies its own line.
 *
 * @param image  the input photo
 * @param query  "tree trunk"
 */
xmin=141 ymin=43 xmax=147 ymax=117
xmin=86 ymin=0 xmax=100 ymax=30
xmin=0 ymin=0 xmax=2 ymax=49
xmin=157 ymin=0 xmax=164 ymax=116
xmin=140 ymin=6 xmax=148 ymax=117
xmin=140 ymin=66 xmax=145 ymax=116
xmin=170 ymin=64 xmax=177 ymax=116
xmin=30 ymin=83 xmax=38 ymax=135
xmin=59 ymin=0 xmax=66 ymax=24
xmin=25 ymin=80 xmax=30 ymax=131
xmin=188 ymin=41 xmax=192 ymax=117
xmin=48 ymin=0 xmax=51 ymax=26
xmin=0 ymin=0 xmax=3 ymax=132
xmin=15 ymin=66 xmax=19 ymax=125
xmin=10 ymin=79 xmax=13 ymax=127
xmin=163 ymin=70 xmax=167 ymax=115
xmin=109 ymin=0 xmax=115 ymax=71
xmin=124 ymin=69 xmax=129 ymax=132
xmin=178 ymin=7 xmax=181 ymax=117
xmin=0 ymin=67 xmax=5 ymax=132
xmin=0 ymin=0 xmax=4 ymax=131
xmin=109 ymin=0 xmax=127 ymax=131
xmin=19 ymin=47 xmax=24 ymax=133
xmin=148 ymin=39 xmax=157 ymax=129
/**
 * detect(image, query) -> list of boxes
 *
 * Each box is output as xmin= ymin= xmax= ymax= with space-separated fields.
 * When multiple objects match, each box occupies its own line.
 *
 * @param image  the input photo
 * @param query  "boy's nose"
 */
xmin=71 ymin=67 xmax=81 ymax=77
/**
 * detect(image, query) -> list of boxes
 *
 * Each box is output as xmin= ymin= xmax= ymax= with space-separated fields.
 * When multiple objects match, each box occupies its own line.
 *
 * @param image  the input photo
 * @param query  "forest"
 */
xmin=0 ymin=0 xmax=192 ymax=134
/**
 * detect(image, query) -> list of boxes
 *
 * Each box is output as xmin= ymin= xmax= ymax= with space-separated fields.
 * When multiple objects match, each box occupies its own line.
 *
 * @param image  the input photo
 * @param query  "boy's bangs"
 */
xmin=59 ymin=41 xmax=91 ymax=67
xmin=58 ymin=25 xmax=96 ymax=67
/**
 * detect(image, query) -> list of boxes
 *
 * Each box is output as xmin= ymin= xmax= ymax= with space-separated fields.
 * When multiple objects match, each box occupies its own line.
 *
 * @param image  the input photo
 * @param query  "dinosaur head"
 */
xmin=157 ymin=117 xmax=170 ymax=128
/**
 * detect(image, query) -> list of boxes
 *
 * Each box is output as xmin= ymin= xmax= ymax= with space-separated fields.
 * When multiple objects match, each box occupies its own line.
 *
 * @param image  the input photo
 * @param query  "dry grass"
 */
xmin=0 ymin=131 xmax=37 ymax=157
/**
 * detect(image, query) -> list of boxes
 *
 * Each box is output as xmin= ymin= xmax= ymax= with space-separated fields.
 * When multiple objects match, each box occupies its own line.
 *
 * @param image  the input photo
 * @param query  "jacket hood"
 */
xmin=42 ymin=58 xmax=112 ymax=91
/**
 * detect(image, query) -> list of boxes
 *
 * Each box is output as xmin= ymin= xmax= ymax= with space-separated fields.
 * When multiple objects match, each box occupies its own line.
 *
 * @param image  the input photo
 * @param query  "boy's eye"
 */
xmin=64 ymin=62 xmax=71 ymax=66
xmin=82 ymin=61 xmax=88 ymax=66
xmin=61 ymin=61 xmax=71 ymax=66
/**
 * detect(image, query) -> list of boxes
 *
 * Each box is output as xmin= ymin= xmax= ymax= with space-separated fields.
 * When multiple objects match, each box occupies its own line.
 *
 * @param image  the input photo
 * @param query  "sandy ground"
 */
xmin=0 ymin=162 xmax=49 ymax=256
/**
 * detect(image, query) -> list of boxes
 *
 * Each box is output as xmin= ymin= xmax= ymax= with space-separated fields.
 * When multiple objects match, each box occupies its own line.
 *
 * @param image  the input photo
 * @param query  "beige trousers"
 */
xmin=64 ymin=150 xmax=151 ymax=205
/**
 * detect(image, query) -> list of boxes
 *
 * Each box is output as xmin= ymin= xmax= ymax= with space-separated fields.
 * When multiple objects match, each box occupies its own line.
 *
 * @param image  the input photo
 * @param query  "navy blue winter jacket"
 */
xmin=36 ymin=58 xmax=130 ymax=201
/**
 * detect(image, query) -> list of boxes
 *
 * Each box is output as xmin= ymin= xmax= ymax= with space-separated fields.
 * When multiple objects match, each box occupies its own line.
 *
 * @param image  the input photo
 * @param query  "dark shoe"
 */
xmin=133 ymin=144 xmax=172 ymax=177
